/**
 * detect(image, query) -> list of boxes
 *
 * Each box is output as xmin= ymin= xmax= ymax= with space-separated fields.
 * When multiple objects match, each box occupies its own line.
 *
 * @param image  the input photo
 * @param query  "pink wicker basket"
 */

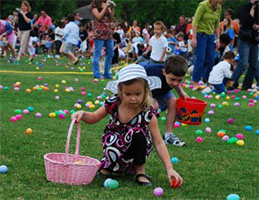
xmin=44 ymin=119 xmax=100 ymax=185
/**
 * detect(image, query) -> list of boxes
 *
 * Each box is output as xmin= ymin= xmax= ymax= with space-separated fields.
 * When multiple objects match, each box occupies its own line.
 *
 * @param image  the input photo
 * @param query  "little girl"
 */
xmin=72 ymin=64 xmax=183 ymax=187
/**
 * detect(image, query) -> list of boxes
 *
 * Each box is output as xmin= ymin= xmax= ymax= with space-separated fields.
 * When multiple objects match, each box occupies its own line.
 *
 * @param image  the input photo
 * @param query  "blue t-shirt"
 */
xmin=167 ymin=37 xmax=177 ymax=53
xmin=143 ymin=64 xmax=172 ymax=97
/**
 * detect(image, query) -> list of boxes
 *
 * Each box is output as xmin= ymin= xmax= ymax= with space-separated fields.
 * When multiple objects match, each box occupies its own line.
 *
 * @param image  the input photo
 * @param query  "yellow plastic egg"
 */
xmin=76 ymin=104 xmax=82 ymax=109
xmin=236 ymin=140 xmax=244 ymax=146
xmin=55 ymin=84 xmax=59 ymax=88
xmin=90 ymin=104 xmax=95 ymax=109
xmin=226 ymin=96 xmax=230 ymax=100
xmin=65 ymin=88 xmax=70 ymax=93
xmin=26 ymin=89 xmax=32 ymax=93
xmin=54 ymin=89 xmax=58 ymax=93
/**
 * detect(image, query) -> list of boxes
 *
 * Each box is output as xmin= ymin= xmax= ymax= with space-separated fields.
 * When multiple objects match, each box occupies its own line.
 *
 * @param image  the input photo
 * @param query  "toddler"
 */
xmin=72 ymin=64 xmax=183 ymax=186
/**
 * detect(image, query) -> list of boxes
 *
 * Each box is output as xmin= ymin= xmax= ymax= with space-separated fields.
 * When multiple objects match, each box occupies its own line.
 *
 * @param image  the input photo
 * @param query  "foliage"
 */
xmin=1 ymin=0 xmax=76 ymax=21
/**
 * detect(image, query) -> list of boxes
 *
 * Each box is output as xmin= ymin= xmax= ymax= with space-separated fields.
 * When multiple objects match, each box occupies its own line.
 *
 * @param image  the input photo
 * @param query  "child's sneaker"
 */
xmin=202 ymin=86 xmax=214 ymax=94
xmin=163 ymin=134 xmax=186 ymax=147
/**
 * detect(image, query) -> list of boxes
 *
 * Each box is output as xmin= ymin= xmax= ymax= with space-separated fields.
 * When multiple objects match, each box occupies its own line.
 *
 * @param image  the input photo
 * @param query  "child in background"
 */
xmin=175 ymin=32 xmax=188 ymax=58
xmin=203 ymin=51 xmax=236 ymax=94
xmin=143 ymin=21 xmax=168 ymax=64
xmin=72 ymin=64 xmax=183 ymax=187
xmin=166 ymin=29 xmax=177 ymax=56
xmin=142 ymin=55 xmax=188 ymax=146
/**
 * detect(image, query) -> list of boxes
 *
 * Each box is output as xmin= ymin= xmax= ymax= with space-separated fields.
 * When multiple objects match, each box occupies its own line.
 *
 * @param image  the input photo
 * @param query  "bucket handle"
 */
xmin=65 ymin=118 xmax=81 ymax=163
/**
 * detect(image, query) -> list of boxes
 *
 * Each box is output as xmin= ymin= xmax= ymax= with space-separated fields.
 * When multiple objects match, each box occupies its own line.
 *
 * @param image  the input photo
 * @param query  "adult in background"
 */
xmin=231 ymin=0 xmax=259 ymax=90
xmin=191 ymin=0 xmax=223 ymax=91
xmin=16 ymin=1 xmax=33 ymax=62
xmin=33 ymin=10 xmax=52 ymax=33
xmin=90 ymin=0 xmax=115 ymax=79
xmin=175 ymin=15 xmax=187 ymax=40
xmin=219 ymin=9 xmax=240 ymax=48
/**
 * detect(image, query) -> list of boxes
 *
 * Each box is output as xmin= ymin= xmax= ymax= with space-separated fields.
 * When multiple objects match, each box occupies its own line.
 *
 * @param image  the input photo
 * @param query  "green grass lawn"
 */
xmin=0 ymin=55 xmax=258 ymax=200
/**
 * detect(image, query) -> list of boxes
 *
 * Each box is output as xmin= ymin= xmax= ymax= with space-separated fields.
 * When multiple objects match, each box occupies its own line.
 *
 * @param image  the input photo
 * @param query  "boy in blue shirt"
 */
xmin=142 ymin=55 xmax=188 ymax=146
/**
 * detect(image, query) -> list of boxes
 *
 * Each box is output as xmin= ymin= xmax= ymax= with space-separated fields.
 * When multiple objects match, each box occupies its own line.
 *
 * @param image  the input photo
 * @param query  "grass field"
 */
xmin=0 ymin=55 xmax=258 ymax=200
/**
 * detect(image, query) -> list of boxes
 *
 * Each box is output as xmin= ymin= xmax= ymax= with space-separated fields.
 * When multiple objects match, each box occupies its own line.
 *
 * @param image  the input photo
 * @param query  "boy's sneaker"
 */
xmin=163 ymin=134 xmax=186 ymax=147
xmin=202 ymin=86 xmax=214 ymax=94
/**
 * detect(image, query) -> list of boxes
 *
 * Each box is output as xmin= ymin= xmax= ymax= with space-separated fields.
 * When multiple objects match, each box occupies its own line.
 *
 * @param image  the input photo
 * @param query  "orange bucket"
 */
xmin=176 ymin=97 xmax=207 ymax=125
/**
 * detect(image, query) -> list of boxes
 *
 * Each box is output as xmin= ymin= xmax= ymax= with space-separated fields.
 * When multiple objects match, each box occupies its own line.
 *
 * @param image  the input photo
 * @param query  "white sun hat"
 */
xmin=105 ymin=64 xmax=161 ymax=94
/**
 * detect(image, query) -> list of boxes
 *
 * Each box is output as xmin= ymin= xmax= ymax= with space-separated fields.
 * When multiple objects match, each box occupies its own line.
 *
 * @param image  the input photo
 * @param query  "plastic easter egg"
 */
xmin=226 ymin=96 xmax=230 ymax=100
xmin=217 ymin=132 xmax=225 ymax=137
xmin=4 ymin=86 xmax=9 ymax=90
xmin=236 ymin=140 xmax=244 ymax=146
xmin=218 ymin=104 xmax=223 ymax=108
xmin=227 ymin=118 xmax=234 ymax=124
xmin=23 ymin=109 xmax=29 ymax=114
xmin=245 ymin=125 xmax=252 ymax=131
xmin=242 ymin=95 xmax=247 ymax=99
xmin=205 ymin=127 xmax=212 ymax=133
xmin=204 ymin=118 xmax=210 ymax=123
xmin=171 ymin=179 xmax=182 ymax=188
xmin=222 ymin=101 xmax=229 ymax=106
xmin=16 ymin=114 xmax=22 ymax=120
xmin=76 ymin=104 xmax=82 ymax=109
xmin=255 ymin=130 xmax=259 ymax=135
xmin=95 ymin=100 xmax=100 ymax=105
xmin=55 ymin=96 xmax=60 ymax=100
xmin=153 ymin=187 xmax=163 ymax=197
xmin=226 ymin=194 xmax=240 ymax=200
xmin=208 ymin=110 xmax=214 ymax=115
xmin=234 ymin=102 xmax=240 ymax=107
xmin=25 ymin=128 xmax=32 ymax=135
xmin=10 ymin=116 xmax=17 ymax=122
xmin=106 ymin=179 xmax=119 ymax=189
xmin=87 ymin=93 xmax=92 ymax=97
xmin=65 ymin=88 xmax=70 ymax=93
xmin=38 ymin=76 xmax=42 ymax=81
xmin=248 ymin=102 xmax=254 ymax=107
xmin=49 ymin=112 xmax=56 ymax=118
xmin=81 ymin=91 xmax=86 ymax=96
xmin=61 ymin=80 xmax=66 ymax=84
xmin=227 ymin=137 xmax=238 ymax=144
xmin=14 ymin=109 xmax=22 ymax=114
xmin=97 ymin=96 xmax=102 ymax=100
xmin=90 ymin=104 xmax=95 ymax=109
xmin=0 ymin=165 xmax=8 ymax=173
xmin=14 ymin=87 xmax=19 ymax=91
xmin=27 ymin=106 xmax=34 ymax=112
xmin=0 ymin=85 xmax=2 ymax=90
xmin=195 ymin=129 xmax=203 ymax=135
xmin=161 ymin=117 xmax=166 ymax=121
xmin=35 ymin=113 xmax=42 ymax=118
xmin=222 ymin=135 xmax=229 ymax=141
xmin=93 ymin=79 xmax=98 ymax=83
xmin=59 ymin=113 xmax=65 ymax=119
xmin=210 ymin=103 xmax=216 ymax=108
xmin=171 ymin=157 xmax=179 ymax=164
xmin=235 ymin=133 xmax=244 ymax=140
xmin=104 ymin=178 xmax=112 ymax=188
xmin=196 ymin=137 xmax=203 ymax=143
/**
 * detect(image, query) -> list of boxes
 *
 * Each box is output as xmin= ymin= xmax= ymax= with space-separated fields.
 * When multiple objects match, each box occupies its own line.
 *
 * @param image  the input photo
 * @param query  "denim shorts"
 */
xmin=64 ymin=43 xmax=76 ymax=54
xmin=154 ymin=91 xmax=175 ymax=112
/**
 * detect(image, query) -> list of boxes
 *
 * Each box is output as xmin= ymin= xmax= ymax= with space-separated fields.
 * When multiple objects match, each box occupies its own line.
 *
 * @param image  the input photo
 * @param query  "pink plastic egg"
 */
xmin=23 ymin=109 xmax=29 ymax=114
xmin=16 ymin=114 xmax=22 ymax=120
xmin=10 ymin=116 xmax=17 ymax=122
xmin=227 ymin=118 xmax=234 ymax=124
xmin=205 ymin=127 xmax=212 ymax=133
xmin=222 ymin=135 xmax=229 ymax=141
xmin=196 ymin=137 xmax=203 ymax=143
xmin=236 ymin=133 xmax=244 ymax=140
xmin=81 ymin=91 xmax=86 ymax=96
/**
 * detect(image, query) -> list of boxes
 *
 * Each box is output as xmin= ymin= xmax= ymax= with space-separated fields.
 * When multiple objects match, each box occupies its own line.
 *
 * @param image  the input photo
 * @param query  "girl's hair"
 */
xmin=224 ymin=17 xmax=231 ymax=29
xmin=22 ymin=1 xmax=31 ymax=12
xmin=118 ymin=78 xmax=153 ymax=109
xmin=90 ymin=0 xmax=103 ymax=11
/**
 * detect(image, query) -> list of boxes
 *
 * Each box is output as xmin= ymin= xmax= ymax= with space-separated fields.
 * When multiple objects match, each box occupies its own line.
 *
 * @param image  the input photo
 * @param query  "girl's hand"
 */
xmin=71 ymin=111 xmax=85 ymax=123
xmin=191 ymin=38 xmax=197 ymax=48
xmin=167 ymin=168 xmax=183 ymax=186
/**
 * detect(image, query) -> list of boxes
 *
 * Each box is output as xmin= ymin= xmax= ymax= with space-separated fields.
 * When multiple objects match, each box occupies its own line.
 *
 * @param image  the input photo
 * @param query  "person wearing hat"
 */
xmin=72 ymin=64 xmax=183 ymax=187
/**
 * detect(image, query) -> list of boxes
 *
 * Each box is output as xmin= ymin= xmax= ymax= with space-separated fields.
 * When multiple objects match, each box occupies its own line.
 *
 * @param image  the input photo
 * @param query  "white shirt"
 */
xmin=55 ymin=27 xmax=63 ymax=41
xmin=63 ymin=22 xmax=80 ymax=45
xmin=208 ymin=60 xmax=232 ymax=85
xmin=149 ymin=34 xmax=168 ymax=61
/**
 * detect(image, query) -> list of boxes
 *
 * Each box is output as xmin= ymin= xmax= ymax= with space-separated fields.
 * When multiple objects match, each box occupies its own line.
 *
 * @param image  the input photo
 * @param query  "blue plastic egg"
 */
xmin=245 ymin=125 xmax=252 ymax=131
xmin=171 ymin=157 xmax=179 ymax=164
xmin=0 ymin=165 xmax=8 ymax=173
xmin=226 ymin=194 xmax=240 ymax=200
xmin=255 ymin=130 xmax=259 ymax=135
xmin=104 ymin=178 xmax=112 ymax=188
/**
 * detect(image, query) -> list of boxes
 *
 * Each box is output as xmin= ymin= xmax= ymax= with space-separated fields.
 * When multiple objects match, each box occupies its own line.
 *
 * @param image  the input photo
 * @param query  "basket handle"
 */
xmin=65 ymin=119 xmax=81 ymax=162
